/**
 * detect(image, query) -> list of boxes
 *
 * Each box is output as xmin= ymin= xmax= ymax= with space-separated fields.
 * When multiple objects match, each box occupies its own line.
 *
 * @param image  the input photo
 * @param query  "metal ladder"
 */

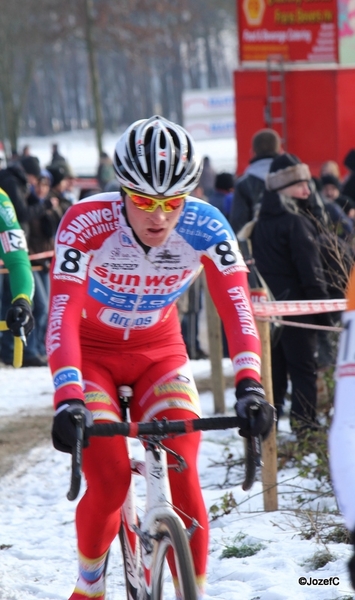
xmin=265 ymin=54 xmax=287 ymax=150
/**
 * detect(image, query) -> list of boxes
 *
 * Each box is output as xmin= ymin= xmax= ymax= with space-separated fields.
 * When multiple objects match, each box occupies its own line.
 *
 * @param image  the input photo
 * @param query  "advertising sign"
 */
xmin=238 ymin=0 xmax=339 ymax=63
xmin=182 ymin=88 xmax=235 ymax=140
xmin=338 ymin=0 xmax=355 ymax=63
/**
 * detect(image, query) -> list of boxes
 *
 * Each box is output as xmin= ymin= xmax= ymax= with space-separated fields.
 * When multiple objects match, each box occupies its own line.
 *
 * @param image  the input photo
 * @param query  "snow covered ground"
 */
xmin=0 ymin=360 xmax=353 ymax=600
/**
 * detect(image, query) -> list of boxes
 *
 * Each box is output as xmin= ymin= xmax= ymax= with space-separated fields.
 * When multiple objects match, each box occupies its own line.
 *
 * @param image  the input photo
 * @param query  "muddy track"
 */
xmin=0 ymin=374 xmax=234 ymax=478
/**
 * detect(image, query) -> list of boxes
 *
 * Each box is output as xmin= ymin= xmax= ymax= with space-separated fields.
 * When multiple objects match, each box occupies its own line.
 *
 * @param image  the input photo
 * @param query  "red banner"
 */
xmin=238 ymin=0 xmax=338 ymax=62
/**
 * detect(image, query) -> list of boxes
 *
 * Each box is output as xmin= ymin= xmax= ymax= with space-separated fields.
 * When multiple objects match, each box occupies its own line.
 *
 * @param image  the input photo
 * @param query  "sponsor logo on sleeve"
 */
xmin=0 ymin=229 xmax=28 ymax=253
xmin=46 ymin=294 xmax=69 ymax=356
xmin=228 ymin=285 xmax=258 ymax=337
xmin=53 ymin=367 xmax=82 ymax=391
xmin=58 ymin=202 xmax=120 ymax=245
xmin=233 ymin=352 xmax=261 ymax=376
xmin=0 ymin=200 xmax=17 ymax=227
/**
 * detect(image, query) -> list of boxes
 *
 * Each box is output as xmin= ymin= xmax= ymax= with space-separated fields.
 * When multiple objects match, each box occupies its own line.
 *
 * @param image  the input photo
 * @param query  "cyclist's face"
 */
xmin=124 ymin=193 xmax=184 ymax=247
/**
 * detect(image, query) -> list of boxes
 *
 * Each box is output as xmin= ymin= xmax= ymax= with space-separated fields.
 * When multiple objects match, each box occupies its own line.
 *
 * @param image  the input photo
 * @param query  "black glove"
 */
xmin=52 ymin=400 xmax=93 ymax=454
xmin=6 ymin=298 xmax=34 ymax=337
xmin=235 ymin=378 xmax=276 ymax=441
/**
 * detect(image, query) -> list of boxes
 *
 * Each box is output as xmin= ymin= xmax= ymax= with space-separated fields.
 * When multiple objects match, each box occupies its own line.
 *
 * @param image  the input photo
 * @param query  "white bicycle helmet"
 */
xmin=113 ymin=115 xmax=202 ymax=196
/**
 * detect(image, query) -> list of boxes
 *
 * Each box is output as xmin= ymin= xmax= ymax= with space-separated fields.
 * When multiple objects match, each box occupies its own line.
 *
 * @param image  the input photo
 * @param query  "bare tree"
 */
xmin=0 ymin=0 xmax=74 ymax=151
xmin=0 ymin=0 xmax=237 ymax=153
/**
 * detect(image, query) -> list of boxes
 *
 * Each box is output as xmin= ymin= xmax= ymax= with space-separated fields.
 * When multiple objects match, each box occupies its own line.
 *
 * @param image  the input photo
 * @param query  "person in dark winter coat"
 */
xmin=230 ymin=128 xmax=282 ymax=235
xmin=251 ymin=153 xmax=334 ymax=435
xmin=341 ymin=149 xmax=355 ymax=202
xmin=96 ymin=151 xmax=115 ymax=191
xmin=208 ymin=172 xmax=234 ymax=220
xmin=0 ymin=162 xmax=30 ymax=233
xmin=45 ymin=166 xmax=72 ymax=231
xmin=321 ymin=173 xmax=355 ymax=223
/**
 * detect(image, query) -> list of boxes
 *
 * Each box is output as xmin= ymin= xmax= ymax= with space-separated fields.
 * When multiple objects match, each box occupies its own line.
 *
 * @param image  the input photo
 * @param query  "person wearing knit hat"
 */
xmin=266 ymin=153 xmax=311 ymax=193
xmin=208 ymin=172 xmax=235 ymax=219
xmin=46 ymin=165 xmax=66 ymax=188
xmin=250 ymin=151 xmax=337 ymax=437
xmin=20 ymin=155 xmax=41 ymax=181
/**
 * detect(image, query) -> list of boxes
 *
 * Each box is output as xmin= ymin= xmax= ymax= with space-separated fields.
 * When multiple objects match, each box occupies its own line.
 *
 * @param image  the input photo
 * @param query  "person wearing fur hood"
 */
xmin=251 ymin=153 xmax=334 ymax=436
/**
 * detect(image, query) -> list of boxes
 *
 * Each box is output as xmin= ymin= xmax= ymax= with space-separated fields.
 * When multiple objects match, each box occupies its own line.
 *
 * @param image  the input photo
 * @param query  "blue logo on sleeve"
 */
xmin=54 ymin=367 xmax=82 ymax=391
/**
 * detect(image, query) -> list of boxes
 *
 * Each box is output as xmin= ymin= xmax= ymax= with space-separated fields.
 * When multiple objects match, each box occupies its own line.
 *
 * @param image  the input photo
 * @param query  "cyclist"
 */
xmin=329 ymin=265 xmax=355 ymax=589
xmin=48 ymin=115 xmax=275 ymax=600
xmin=0 ymin=187 xmax=34 ymax=349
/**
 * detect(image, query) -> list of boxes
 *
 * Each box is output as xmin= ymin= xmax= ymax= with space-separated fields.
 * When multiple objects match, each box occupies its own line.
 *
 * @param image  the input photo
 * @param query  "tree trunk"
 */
xmin=84 ymin=0 xmax=103 ymax=156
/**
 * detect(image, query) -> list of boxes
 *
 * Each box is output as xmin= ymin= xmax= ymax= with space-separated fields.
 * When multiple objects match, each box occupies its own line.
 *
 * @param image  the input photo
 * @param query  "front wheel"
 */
xmin=150 ymin=514 xmax=198 ymax=600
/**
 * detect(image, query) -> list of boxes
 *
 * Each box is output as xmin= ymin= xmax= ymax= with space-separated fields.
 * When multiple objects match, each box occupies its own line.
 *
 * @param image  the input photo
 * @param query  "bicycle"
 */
xmin=67 ymin=385 xmax=262 ymax=600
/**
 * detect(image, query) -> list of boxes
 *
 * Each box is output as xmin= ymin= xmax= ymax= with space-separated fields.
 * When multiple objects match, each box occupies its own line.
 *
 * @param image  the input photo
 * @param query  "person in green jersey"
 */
xmin=0 ymin=187 xmax=34 ymax=343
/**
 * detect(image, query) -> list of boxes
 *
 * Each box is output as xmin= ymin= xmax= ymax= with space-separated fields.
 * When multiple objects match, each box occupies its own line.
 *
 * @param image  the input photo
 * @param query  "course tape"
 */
xmin=257 ymin=317 xmax=343 ymax=333
xmin=251 ymin=298 xmax=347 ymax=317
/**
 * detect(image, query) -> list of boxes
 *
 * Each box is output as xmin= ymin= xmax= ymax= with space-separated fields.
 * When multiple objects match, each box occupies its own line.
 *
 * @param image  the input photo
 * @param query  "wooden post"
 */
xmin=256 ymin=314 xmax=278 ymax=511
xmin=203 ymin=275 xmax=225 ymax=414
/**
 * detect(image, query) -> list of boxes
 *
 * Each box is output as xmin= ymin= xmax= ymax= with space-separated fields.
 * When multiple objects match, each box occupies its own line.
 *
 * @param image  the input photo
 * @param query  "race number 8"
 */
xmin=215 ymin=241 xmax=237 ymax=266
xmin=54 ymin=245 xmax=90 ymax=281
xmin=60 ymin=248 xmax=82 ymax=273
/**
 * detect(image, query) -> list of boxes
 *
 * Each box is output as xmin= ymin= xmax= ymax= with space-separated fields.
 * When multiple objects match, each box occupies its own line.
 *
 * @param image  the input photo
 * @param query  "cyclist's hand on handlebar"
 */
xmin=52 ymin=400 xmax=93 ymax=454
xmin=235 ymin=378 xmax=276 ymax=441
xmin=6 ymin=298 xmax=34 ymax=337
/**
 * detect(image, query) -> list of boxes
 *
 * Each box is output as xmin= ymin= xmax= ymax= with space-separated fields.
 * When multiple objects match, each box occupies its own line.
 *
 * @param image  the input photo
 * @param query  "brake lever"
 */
xmin=19 ymin=325 xmax=27 ymax=346
xmin=67 ymin=412 xmax=85 ymax=501
xmin=242 ymin=404 xmax=263 ymax=491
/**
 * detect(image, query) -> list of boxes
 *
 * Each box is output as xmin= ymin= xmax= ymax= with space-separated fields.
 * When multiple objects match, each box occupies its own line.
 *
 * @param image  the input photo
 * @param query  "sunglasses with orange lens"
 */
xmin=123 ymin=187 xmax=187 ymax=213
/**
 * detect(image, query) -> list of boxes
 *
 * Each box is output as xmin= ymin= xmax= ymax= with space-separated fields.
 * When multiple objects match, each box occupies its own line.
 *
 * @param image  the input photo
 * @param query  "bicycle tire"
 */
xmin=150 ymin=514 xmax=198 ymax=600
xmin=119 ymin=522 xmax=146 ymax=600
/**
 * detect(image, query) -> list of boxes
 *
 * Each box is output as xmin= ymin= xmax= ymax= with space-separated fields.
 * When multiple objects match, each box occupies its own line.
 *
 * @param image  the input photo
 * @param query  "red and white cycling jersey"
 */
xmin=47 ymin=192 xmax=261 ymax=407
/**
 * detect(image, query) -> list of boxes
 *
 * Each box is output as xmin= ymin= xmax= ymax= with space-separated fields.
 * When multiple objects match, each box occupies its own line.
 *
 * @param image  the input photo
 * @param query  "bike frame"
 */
xmin=120 ymin=437 xmax=189 ymax=599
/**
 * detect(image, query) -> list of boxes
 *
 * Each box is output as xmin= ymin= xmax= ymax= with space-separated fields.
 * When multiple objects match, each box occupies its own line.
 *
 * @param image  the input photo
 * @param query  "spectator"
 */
xmin=49 ymin=143 xmax=73 ymax=178
xmin=0 ymin=158 xmax=31 ymax=231
xmin=342 ymin=149 xmax=355 ymax=202
xmin=21 ymin=145 xmax=31 ymax=158
xmin=230 ymin=128 xmax=282 ymax=235
xmin=251 ymin=153 xmax=334 ymax=436
xmin=320 ymin=174 xmax=355 ymax=232
xmin=208 ymin=172 xmax=234 ymax=220
xmin=96 ymin=151 xmax=115 ymax=191
xmin=320 ymin=160 xmax=341 ymax=179
xmin=23 ymin=161 xmax=58 ymax=366
xmin=179 ymin=185 xmax=209 ymax=360
xmin=45 ymin=166 xmax=72 ymax=230
xmin=199 ymin=156 xmax=216 ymax=199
